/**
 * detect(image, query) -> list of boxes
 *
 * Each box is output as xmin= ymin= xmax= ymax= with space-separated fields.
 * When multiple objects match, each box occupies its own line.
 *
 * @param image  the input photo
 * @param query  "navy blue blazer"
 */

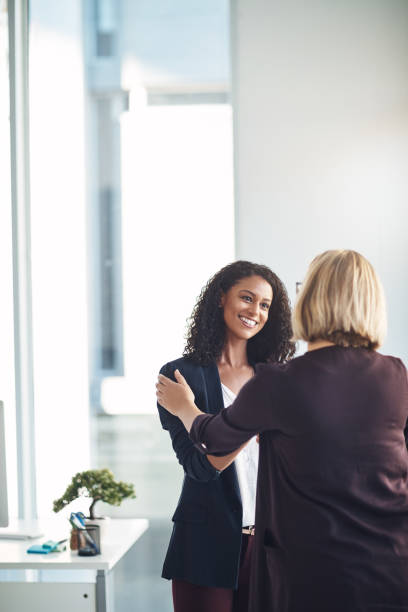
xmin=157 ymin=357 xmax=244 ymax=589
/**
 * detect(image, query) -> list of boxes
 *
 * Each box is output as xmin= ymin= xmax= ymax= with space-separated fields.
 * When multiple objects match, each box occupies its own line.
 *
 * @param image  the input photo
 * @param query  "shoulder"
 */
xmin=160 ymin=356 xmax=190 ymax=371
xmin=252 ymin=361 xmax=288 ymax=391
xmin=254 ymin=361 xmax=292 ymax=378
xmin=160 ymin=356 xmax=210 ymax=381
xmin=378 ymin=351 xmax=406 ymax=369
xmin=375 ymin=351 xmax=408 ymax=380
xmin=253 ymin=356 xmax=316 ymax=390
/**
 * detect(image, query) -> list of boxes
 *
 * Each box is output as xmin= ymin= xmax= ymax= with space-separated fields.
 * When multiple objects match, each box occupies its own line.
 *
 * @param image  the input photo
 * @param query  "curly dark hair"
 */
xmin=184 ymin=261 xmax=296 ymax=365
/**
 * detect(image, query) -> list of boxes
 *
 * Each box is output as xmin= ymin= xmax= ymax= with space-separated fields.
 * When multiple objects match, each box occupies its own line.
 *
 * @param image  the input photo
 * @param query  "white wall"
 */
xmin=233 ymin=0 xmax=408 ymax=362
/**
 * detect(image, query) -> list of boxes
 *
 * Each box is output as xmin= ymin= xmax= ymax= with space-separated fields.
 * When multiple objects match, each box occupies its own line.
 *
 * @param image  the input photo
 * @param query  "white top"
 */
xmin=221 ymin=383 xmax=259 ymax=527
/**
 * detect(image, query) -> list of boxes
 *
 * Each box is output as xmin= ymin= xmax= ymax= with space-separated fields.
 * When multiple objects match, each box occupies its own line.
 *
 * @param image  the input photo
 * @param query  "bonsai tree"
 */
xmin=53 ymin=468 xmax=136 ymax=519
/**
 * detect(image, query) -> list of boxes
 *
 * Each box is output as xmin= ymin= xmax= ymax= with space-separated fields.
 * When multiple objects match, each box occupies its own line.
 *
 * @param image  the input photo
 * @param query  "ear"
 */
xmin=219 ymin=292 xmax=225 ymax=308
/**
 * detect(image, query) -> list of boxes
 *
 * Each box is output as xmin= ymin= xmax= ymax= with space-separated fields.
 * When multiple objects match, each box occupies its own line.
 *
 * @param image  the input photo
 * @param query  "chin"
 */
xmin=240 ymin=329 xmax=258 ymax=339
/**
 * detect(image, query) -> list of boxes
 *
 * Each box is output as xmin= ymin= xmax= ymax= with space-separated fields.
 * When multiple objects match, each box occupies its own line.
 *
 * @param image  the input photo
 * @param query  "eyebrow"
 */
xmin=239 ymin=289 xmax=272 ymax=303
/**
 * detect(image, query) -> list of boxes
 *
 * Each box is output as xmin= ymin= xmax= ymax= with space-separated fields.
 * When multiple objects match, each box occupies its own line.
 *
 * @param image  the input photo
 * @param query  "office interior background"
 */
xmin=1 ymin=0 xmax=408 ymax=610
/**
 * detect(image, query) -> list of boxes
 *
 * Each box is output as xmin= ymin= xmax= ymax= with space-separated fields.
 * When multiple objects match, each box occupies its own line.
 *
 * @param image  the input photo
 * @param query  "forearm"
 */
xmin=178 ymin=402 xmax=203 ymax=433
xmin=207 ymin=440 xmax=249 ymax=471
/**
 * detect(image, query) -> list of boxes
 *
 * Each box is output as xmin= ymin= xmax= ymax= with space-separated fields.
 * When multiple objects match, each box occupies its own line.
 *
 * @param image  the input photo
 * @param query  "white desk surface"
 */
xmin=0 ymin=518 xmax=148 ymax=571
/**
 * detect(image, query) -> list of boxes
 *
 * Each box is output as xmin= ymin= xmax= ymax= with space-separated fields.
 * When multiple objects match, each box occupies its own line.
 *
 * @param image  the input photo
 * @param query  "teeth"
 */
xmin=239 ymin=316 xmax=257 ymax=327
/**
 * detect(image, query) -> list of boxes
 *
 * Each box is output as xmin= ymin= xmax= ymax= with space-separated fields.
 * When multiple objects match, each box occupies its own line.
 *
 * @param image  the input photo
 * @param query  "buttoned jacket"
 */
xmin=157 ymin=357 xmax=244 ymax=589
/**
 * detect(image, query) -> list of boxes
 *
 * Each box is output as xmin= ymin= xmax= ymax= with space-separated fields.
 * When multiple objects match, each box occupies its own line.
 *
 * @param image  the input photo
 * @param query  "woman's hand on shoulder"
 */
xmin=156 ymin=369 xmax=201 ymax=432
xmin=157 ymin=369 xmax=195 ymax=411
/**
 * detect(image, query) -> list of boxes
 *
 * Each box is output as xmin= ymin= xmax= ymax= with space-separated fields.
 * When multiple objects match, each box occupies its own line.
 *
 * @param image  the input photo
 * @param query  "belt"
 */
xmin=242 ymin=525 xmax=255 ymax=536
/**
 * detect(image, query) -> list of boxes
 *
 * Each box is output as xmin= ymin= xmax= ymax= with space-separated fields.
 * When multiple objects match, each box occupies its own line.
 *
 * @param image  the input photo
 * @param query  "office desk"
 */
xmin=0 ymin=518 xmax=148 ymax=612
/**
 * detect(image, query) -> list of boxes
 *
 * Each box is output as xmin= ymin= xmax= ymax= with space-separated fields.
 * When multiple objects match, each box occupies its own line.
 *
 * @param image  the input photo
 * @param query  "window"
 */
xmin=27 ymin=2 xmax=232 ymax=608
xmin=0 ymin=0 xmax=18 ymax=519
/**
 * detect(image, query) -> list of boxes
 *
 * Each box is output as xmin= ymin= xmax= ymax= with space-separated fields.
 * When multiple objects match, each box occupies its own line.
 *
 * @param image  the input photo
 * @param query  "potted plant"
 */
xmin=53 ymin=468 xmax=136 ymax=542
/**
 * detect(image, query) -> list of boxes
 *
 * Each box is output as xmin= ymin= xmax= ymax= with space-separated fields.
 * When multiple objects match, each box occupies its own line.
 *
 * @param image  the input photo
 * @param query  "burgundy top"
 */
xmin=190 ymin=346 xmax=408 ymax=612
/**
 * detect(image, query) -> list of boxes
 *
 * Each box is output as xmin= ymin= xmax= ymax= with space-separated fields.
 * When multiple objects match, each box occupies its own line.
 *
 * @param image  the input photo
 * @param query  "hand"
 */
xmin=156 ymin=369 xmax=195 ymax=416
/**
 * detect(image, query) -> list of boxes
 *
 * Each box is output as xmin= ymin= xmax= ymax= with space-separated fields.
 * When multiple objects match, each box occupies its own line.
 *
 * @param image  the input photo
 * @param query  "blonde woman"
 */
xmin=157 ymin=250 xmax=408 ymax=612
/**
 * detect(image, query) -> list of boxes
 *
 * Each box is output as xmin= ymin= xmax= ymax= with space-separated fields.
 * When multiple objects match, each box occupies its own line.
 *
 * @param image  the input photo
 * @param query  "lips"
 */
xmin=239 ymin=315 xmax=257 ymax=328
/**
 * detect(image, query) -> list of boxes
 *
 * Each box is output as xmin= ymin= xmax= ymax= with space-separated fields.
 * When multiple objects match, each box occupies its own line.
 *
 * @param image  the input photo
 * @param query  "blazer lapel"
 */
xmin=202 ymin=361 xmax=242 ymax=504
xmin=202 ymin=361 xmax=224 ymax=415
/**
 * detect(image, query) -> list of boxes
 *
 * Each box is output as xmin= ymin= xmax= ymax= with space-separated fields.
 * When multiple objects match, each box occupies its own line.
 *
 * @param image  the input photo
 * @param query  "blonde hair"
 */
xmin=292 ymin=250 xmax=387 ymax=349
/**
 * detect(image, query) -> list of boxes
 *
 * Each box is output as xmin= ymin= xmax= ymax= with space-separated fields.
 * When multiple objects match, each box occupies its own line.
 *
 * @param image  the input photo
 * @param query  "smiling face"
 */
xmin=220 ymin=275 xmax=273 ymax=343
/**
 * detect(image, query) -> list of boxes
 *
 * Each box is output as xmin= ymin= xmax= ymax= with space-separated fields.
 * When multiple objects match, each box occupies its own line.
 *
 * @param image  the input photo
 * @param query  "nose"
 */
xmin=247 ymin=301 xmax=260 ymax=318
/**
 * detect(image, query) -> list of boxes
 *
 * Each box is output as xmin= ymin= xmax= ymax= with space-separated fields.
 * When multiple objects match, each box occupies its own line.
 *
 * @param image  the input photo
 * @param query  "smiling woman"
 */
xmin=156 ymin=260 xmax=295 ymax=612
xmin=218 ymin=276 xmax=273 ymax=393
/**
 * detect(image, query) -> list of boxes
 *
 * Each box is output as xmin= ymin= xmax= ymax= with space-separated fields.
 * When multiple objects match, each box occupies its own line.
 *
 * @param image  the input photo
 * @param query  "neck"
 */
xmin=307 ymin=339 xmax=335 ymax=352
xmin=218 ymin=336 xmax=249 ymax=368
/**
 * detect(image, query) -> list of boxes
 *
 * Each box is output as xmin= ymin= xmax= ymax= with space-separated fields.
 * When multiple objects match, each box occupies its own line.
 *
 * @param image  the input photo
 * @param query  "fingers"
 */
xmin=156 ymin=373 xmax=176 ymax=406
xmin=157 ymin=373 xmax=171 ymax=385
xmin=158 ymin=373 xmax=184 ymax=386
xmin=155 ymin=383 xmax=163 ymax=398
xmin=174 ymin=369 xmax=187 ymax=385
xmin=156 ymin=370 xmax=185 ymax=407
xmin=156 ymin=384 xmax=166 ymax=408
xmin=156 ymin=376 xmax=168 ymax=392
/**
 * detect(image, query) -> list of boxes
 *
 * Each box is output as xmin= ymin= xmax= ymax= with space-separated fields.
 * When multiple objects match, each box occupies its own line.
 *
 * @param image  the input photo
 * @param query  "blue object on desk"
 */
xmin=70 ymin=511 xmax=86 ymax=527
xmin=27 ymin=539 xmax=67 ymax=554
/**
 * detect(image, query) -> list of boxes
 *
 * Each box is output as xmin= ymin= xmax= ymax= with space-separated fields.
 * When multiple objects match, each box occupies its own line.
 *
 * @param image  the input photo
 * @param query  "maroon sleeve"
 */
xmin=190 ymin=364 xmax=283 ymax=454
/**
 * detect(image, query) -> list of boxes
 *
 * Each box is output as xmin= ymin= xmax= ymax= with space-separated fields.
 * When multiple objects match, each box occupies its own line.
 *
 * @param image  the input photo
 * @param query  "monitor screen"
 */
xmin=0 ymin=401 xmax=9 ymax=527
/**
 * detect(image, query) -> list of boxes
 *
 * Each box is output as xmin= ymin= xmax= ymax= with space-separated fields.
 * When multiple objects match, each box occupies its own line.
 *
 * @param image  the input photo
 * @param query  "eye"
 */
xmin=241 ymin=295 xmax=252 ymax=302
xmin=261 ymin=302 xmax=270 ymax=310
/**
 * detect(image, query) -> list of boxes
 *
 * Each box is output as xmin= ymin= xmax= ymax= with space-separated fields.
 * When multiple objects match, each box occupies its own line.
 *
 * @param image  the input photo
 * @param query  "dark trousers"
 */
xmin=172 ymin=533 xmax=254 ymax=612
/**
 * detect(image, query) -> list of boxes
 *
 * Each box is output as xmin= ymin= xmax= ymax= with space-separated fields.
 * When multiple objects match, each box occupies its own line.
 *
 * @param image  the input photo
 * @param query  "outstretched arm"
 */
xmin=157 ymin=369 xmax=249 ymax=469
xmin=159 ymin=364 xmax=280 ymax=456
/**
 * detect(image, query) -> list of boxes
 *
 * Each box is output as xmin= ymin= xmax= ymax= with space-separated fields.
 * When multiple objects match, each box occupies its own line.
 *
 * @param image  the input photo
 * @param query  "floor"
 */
xmin=112 ymin=519 xmax=173 ymax=612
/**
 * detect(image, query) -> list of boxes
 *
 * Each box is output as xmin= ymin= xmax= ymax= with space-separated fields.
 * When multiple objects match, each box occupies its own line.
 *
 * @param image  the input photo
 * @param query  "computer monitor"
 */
xmin=0 ymin=402 xmax=44 ymax=539
xmin=0 ymin=401 xmax=9 ymax=527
